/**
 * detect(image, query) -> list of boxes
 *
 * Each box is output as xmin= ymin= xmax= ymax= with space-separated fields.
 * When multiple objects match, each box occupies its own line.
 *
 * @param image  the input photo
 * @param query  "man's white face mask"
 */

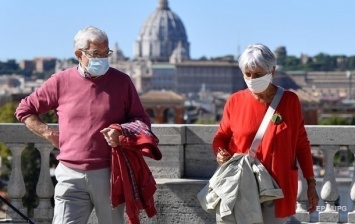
xmin=85 ymin=57 xmax=110 ymax=77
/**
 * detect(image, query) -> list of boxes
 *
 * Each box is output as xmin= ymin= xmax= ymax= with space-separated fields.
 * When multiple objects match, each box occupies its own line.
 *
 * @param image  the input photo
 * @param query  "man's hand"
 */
xmin=23 ymin=115 xmax=60 ymax=148
xmin=45 ymin=130 xmax=59 ymax=148
xmin=100 ymin=128 xmax=121 ymax=148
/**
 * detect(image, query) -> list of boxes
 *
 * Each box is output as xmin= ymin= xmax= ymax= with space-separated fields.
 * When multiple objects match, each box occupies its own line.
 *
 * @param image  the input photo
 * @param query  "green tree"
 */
xmin=40 ymin=110 xmax=58 ymax=123
xmin=350 ymin=116 xmax=355 ymax=125
xmin=284 ymin=56 xmax=298 ymax=68
xmin=0 ymin=103 xmax=18 ymax=123
xmin=333 ymin=55 xmax=347 ymax=71
xmin=21 ymin=144 xmax=40 ymax=217
xmin=0 ymin=142 xmax=11 ymax=179
xmin=0 ymin=102 xmax=17 ymax=180
xmin=195 ymin=118 xmax=217 ymax=124
xmin=284 ymin=56 xmax=305 ymax=71
xmin=0 ymin=60 xmax=26 ymax=76
xmin=308 ymin=53 xmax=336 ymax=71
xmin=347 ymin=56 xmax=355 ymax=70
xmin=318 ymin=115 xmax=350 ymax=125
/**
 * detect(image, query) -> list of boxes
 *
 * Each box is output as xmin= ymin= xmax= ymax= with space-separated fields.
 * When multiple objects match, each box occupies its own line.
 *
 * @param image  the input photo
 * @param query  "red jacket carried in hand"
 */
xmin=110 ymin=120 xmax=162 ymax=224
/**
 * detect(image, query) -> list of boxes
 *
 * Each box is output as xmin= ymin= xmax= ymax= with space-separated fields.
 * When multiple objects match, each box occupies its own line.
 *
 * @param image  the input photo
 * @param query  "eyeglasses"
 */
xmin=80 ymin=49 xmax=113 ymax=58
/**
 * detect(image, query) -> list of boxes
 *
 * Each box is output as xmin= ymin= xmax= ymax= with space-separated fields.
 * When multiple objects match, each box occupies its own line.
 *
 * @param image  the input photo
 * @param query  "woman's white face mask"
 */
xmin=244 ymin=73 xmax=272 ymax=93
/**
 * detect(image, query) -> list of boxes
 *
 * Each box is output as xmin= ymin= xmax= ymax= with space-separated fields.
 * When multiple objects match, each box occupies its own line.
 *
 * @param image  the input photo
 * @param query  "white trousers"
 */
xmin=52 ymin=163 xmax=125 ymax=224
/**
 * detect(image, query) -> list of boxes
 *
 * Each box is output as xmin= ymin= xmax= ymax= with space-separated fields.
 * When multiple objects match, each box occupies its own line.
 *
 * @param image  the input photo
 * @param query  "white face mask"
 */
xmin=244 ymin=73 xmax=272 ymax=93
xmin=85 ymin=57 xmax=110 ymax=77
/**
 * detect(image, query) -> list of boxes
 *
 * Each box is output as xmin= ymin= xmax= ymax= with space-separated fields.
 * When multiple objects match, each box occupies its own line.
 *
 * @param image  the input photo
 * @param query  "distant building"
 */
xmin=19 ymin=57 xmax=56 ymax=74
xmin=0 ymin=75 xmax=43 ymax=95
xmin=286 ymin=70 xmax=355 ymax=123
xmin=140 ymin=90 xmax=185 ymax=124
xmin=108 ymin=0 xmax=244 ymax=95
xmin=174 ymin=59 xmax=243 ymax=94
xmin=51 ymin=0 xmax=355 ymax=125
xmin=33 ymin=57 xmax=56 ymax=73
xmin=0 ymin=75 xmax=44 ymax=106
xmin=18 ymin=60 xmax=35 ymax=73
xmin=55 ymin=59 xmax=77 ymax=72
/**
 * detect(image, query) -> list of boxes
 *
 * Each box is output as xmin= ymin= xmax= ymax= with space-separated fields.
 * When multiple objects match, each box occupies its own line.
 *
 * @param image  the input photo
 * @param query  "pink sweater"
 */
xmin=15 ymin=67 xmax=150 ymax=170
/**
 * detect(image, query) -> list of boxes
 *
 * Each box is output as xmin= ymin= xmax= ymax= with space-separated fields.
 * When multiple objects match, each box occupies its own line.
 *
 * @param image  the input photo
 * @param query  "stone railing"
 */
xmin=0 ymin=124 xmax=354 ymax=223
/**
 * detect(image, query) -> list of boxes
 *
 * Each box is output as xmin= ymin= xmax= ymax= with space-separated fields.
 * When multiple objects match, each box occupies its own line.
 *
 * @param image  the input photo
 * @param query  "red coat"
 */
xmin=110 ymin=121 xmax=162 ymax=224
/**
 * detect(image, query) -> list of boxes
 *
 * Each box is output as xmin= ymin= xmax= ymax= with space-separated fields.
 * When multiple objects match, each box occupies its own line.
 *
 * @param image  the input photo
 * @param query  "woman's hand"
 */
xmin=216 ymin=148 xmax=232 ymax=166
xmin=307 ymin=179 xmax=319 ymax=213
xmin=100 ymin=128 xmax=121 ymax=148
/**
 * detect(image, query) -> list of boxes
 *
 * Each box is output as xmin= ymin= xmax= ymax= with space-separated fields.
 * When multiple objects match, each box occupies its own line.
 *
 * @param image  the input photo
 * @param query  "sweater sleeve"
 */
xmin=212 ymin=96 xmax=233 ymax=155
xmin=15 ymin=74 xmax=58 ymax=122
xmin=125 ymin=78 xmax=151 ymax=128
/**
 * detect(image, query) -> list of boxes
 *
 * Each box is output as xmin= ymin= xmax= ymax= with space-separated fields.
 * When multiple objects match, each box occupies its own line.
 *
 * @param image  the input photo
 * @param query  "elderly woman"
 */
xmin=212 ymin=43 xmax=319 ymax=223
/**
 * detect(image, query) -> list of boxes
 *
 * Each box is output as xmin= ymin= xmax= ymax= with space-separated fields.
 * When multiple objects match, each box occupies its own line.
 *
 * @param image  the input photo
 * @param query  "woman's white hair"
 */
xmin=238 ymin=43 xmax=276 ymax=74
xmin=73 ymin=26 xmax=109 ymax=50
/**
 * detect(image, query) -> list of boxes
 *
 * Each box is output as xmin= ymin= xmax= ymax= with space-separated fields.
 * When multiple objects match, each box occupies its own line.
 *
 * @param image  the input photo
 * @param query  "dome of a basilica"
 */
xmin=134 ymin=0 xmax=190 ymax=62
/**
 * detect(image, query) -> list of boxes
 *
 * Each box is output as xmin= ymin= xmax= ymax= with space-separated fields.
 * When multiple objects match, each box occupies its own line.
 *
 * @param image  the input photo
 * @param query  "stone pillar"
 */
xmin=319 ymin=145 xmax=339 ymax=223
xmin=6 ymin=143 xmax=28 ymax=220
xmin=294 ymin=166 xmax=310 ymax=222
xmin=34 ymin=143 xmax=54 ymax=223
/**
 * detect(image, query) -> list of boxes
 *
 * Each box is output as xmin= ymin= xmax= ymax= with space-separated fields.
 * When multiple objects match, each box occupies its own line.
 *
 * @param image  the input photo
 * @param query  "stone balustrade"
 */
xmin=0 ymin=124 xmax=354 ymax=223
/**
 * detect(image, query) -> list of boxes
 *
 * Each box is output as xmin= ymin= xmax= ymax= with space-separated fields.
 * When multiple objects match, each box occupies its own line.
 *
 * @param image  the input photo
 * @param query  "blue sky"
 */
xmin=1 ymin=0 xmax=355 ymax=61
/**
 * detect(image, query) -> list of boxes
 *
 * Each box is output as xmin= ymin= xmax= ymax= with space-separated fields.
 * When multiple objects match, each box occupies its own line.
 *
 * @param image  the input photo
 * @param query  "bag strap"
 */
xmin=249 ymin=86 xmax=284 ymax=158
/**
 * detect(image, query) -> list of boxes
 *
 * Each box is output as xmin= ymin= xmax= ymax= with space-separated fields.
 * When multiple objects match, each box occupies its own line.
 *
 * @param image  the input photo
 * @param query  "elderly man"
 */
xmin=15 ymin=26 xmax=152 ymax=224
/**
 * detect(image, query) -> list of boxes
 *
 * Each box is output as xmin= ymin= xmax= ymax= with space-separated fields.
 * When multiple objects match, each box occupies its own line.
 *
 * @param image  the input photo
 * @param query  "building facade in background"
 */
xmin=97 ymin=0 xmax=245 ymax=95
xmin=4 ymin=0 xmax=355 ymax=125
